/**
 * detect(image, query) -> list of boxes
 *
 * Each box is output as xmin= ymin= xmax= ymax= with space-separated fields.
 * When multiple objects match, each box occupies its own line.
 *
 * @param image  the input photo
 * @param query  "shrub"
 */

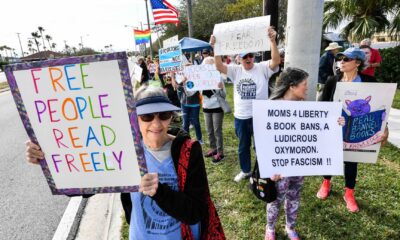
xmin=376 ymin=46 xmax=400 ymax=88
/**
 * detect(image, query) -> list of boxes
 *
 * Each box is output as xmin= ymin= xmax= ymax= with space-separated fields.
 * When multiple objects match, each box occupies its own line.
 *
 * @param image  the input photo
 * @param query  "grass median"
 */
xmin=0 ymin=81 xmax=9 ymax=91
xmin=121 ymin=84 xmax=400 ymax=239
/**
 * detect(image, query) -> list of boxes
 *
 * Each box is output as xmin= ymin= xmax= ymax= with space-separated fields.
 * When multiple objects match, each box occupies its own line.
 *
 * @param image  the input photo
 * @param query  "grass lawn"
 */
xmin=392 ymin=89 xmax=400 ymax=109
xmin=0 ymin=81 xmax=9 ymax=91
xmin=121 ymin=84 xmax=400 ymax=239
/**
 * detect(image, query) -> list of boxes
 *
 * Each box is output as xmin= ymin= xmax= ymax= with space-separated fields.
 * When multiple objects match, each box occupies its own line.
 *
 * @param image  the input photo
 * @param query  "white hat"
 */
xmin=325 ymin=42 xmax=343 ymax=51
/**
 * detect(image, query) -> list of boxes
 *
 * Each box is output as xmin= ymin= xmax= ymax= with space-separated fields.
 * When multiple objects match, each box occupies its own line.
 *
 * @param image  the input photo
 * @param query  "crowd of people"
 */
xmin=25 ymin=26 xmax=389 ymax=240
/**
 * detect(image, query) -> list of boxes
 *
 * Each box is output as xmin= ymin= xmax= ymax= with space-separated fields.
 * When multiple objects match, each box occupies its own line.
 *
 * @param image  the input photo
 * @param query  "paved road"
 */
xmin=0 ymin=91 xmax=69 ymax=240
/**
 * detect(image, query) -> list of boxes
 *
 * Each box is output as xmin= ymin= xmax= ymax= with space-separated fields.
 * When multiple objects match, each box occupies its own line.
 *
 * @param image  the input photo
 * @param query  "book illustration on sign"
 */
xmin=342 ymin=95 xmax=386 ymax=149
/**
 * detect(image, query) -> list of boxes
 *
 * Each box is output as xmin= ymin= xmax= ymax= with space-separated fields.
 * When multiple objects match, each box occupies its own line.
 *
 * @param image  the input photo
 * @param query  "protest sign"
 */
xmin=5 ymin=52 xmax=146 ymax=195
xmin=163 ymin=35 xmax=179 ymax=48
xmin=127 ymin=60 xmax=142 ymax=83
xmin=253 ymin=100 xmax=343 ymax=178
xmin=183 ymin=64 xmax=221 ymax=91
xmin=159 ymin=45 xmax=183 ymax=73
xmin=213 ymin=16 xmax=271 ymax=56
xmin=334 ymin=82 xmax=397 ymax=163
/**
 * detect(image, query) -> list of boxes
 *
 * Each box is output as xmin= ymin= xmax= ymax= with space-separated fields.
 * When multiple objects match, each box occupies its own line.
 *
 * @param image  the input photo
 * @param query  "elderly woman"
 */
xmin=25 ymin=86 xmax=224 ymax=240
xmin=316 ymin=47 xmax=389 ymax=213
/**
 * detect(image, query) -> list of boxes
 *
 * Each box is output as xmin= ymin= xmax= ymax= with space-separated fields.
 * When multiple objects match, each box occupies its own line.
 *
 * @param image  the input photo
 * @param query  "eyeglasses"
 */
xmin=336 ymin=56 xmax=355 ymax=62
xmin=242 ymin=53 xmax=254 ymax=59
xmin=139 ymin=111 xmax=173 ymax=122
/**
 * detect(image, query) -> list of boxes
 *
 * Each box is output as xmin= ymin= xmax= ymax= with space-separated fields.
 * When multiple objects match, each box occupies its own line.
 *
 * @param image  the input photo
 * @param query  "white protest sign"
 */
xmin=183 ymin=64 xmax=221 ymax=91
xmin=253 ymin=100 xmax=344 ymax=178
xmin=213 ymin=16 xmax=271 ymax=56
xmin=128 ymin=61 xmax=143 ymax=83
xmin=6 ymin=54 xmax=145 ymax=194
xmin=159 ymin=45 xmax=183 ymax=73
xmin=334 ymin=82 xmax=397 ymax=163
xmin=163 ymin=35 xmax=179 ymax=48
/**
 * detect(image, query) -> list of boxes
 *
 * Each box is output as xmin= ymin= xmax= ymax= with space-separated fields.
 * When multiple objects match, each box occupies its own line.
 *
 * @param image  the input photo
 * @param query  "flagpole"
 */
xmin=144 ymin=0 xmax=154 ymax=58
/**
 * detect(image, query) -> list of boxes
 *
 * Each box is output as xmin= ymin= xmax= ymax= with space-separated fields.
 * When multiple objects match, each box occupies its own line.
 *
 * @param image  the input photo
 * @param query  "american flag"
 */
xmin=149 ymin=0 xmax=179 ymax=25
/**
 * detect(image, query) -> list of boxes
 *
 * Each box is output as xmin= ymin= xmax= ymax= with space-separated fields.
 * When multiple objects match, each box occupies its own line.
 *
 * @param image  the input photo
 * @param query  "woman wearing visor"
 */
xmin=25 ymin=86 xmax=224 ymax=240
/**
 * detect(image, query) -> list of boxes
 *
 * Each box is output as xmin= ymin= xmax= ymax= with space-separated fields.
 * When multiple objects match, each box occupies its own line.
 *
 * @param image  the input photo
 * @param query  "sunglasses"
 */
xmin=139 ymin=111 xmax=173 ymax=122
xmin=336 ymin=56 xmax=355 ymax=62
xmin=242 ymin=53 xmax=254 ymax=59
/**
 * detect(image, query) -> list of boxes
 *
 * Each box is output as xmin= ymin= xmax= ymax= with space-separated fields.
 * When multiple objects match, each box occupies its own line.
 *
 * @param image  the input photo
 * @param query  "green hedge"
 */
xmin=376 ymin=46 xmax=400 ymax=88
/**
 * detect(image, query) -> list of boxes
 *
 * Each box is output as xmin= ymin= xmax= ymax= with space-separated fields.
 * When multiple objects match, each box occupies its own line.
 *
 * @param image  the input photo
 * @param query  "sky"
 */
xmin=0 ymin=0 xmax=180 ymax=56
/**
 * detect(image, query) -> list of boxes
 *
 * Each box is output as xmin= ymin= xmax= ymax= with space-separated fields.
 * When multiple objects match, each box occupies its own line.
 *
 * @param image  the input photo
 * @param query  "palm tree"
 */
xmin=51 ymin=43 xmax=57 ymax=51
xmin=45 ymin=35 xmax=53 ymax=51
xmin=31 ymin=32 xmax=41 ymax=52
xmin=323 ymin=0 xmax=400 ymax=42
xmin=38 ymin=26 xmax=47 ymax=50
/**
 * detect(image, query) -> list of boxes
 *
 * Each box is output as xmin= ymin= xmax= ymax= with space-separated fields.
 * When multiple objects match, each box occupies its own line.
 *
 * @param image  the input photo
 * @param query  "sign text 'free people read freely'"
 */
xmin=253 ymin=100 xmax=344 ymax=178
xmin=5 ymin=53 xmax=146 ymax=194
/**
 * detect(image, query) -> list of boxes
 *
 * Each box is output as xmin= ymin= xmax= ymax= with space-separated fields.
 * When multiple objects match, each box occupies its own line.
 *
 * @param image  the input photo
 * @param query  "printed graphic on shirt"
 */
xmin=141 ymin=173 xmax=180 ymax=235
xmin=237 ymin=78 xmax=257 ymax=99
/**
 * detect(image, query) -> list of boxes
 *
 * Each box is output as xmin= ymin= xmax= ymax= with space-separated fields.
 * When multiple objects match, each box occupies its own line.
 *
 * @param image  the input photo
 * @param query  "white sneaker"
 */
xmin=234 ymin=171 xmax=251 ymax=182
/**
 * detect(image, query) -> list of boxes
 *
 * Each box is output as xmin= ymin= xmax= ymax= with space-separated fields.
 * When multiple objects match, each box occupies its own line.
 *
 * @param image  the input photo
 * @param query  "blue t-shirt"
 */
xmin=352 ymin=75 xmax=362 ymax=82
xmin=129 ymin=147 xmax=201 ymax=240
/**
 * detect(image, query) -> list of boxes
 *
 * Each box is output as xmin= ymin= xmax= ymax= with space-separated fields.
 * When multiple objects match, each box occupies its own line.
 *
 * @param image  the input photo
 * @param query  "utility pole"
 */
xmin=285 ymin=0 xmax=324 ymax=101
xmin=16 ymin=33 xmax=25 ymax=57
xmin=186 ymin=0 xmax=194 ymax=60
xmin=263 ymin=0 xmax=279 ymax=61
xmin=144 ymin=0 xmax=153 ymax=58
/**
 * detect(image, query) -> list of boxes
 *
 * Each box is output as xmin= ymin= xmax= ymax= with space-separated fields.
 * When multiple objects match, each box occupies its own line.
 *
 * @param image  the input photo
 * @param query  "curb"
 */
xmin=52 ymin=196 xmax=88 ymax=240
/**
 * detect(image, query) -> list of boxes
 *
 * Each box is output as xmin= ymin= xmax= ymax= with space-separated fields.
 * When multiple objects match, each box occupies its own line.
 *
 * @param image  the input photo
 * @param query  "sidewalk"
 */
xmin=59 ymin=107 xmax=400 ymax=240
xmin=388 ymin=107 xmax=400 ymax=148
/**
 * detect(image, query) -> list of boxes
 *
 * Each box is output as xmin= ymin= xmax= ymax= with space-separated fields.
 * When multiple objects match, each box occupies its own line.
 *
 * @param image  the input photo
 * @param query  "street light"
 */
xmin=80 ymin=34 xmax=89 ymax=49
xmin=16 ymin=33 xmax=24 ymax=57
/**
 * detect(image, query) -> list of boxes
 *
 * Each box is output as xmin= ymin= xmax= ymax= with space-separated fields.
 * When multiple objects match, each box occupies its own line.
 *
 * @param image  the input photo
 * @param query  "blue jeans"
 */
xmin=182 ymin=105 xmax=202 ymax=141
xmin=234 ymin=118 xmax=253 ymax=173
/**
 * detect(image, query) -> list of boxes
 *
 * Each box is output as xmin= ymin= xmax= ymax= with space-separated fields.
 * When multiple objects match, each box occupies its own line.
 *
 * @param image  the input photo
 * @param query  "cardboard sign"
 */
xmin=213 ymin=16 xmax=271 ymax=56
xmin=5 ymin=52 xmax=146 ymax=195
xmin=253 ymin=100 xmax=344 ymax=178
xmin=163 ymin=35 xmax=179 ymax=48
xmin=183 ymin=64 xmax=221 ymax=91
xmin=127 ymin=60 xmax=143 ymax=83
xmin=159 ymin=45 xmax=183 ymax=73
xmin=334 ymin=82 xmax=397 ymax=163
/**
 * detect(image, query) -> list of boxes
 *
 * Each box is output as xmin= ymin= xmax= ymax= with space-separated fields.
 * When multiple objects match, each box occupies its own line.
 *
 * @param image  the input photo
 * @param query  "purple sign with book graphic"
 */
xmin=5 ymin=52 xmax=147 ymax=195
xmin=334 ymin=82 xmax=397 ymax=163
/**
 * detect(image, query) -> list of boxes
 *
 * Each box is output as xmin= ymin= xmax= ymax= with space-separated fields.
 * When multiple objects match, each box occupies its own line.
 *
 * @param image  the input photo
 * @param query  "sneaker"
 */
xmin=343 ymin=187 xmax=359 ymax=213
xmin=234 ymin=171 xmax=251 ymax=182
xmin=316 ymin=179 xmax=331 ymax=200
xmin=265 ymin=228 xmax=275 ymax=240
xmin=212 ymin=153 xmax=224 ymax=164
xmin=286 ymin=227 xmax=300 ymax=240
xmin=205 ymin=149 xmax=217 ymax=158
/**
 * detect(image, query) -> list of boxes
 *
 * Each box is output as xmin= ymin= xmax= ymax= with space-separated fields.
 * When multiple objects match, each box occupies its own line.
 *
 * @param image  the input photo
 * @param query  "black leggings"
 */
xmin=324 ymin=162 xmax=358 ymax=189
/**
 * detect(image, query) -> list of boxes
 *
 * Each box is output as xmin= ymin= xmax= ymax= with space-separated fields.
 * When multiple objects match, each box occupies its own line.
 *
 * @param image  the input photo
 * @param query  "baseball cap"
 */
xmin=336 ymin=47 xmax=366 ymax=61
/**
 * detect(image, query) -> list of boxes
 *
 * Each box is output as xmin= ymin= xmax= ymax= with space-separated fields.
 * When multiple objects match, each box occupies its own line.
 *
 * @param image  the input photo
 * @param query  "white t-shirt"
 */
xmin=227 ymin=60 xmax=278 ymax=119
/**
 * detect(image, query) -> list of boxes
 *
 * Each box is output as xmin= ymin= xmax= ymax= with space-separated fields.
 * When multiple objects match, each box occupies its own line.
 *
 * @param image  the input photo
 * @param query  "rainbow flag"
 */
xmin=134 ymin=29 xmax=151 ymax=45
